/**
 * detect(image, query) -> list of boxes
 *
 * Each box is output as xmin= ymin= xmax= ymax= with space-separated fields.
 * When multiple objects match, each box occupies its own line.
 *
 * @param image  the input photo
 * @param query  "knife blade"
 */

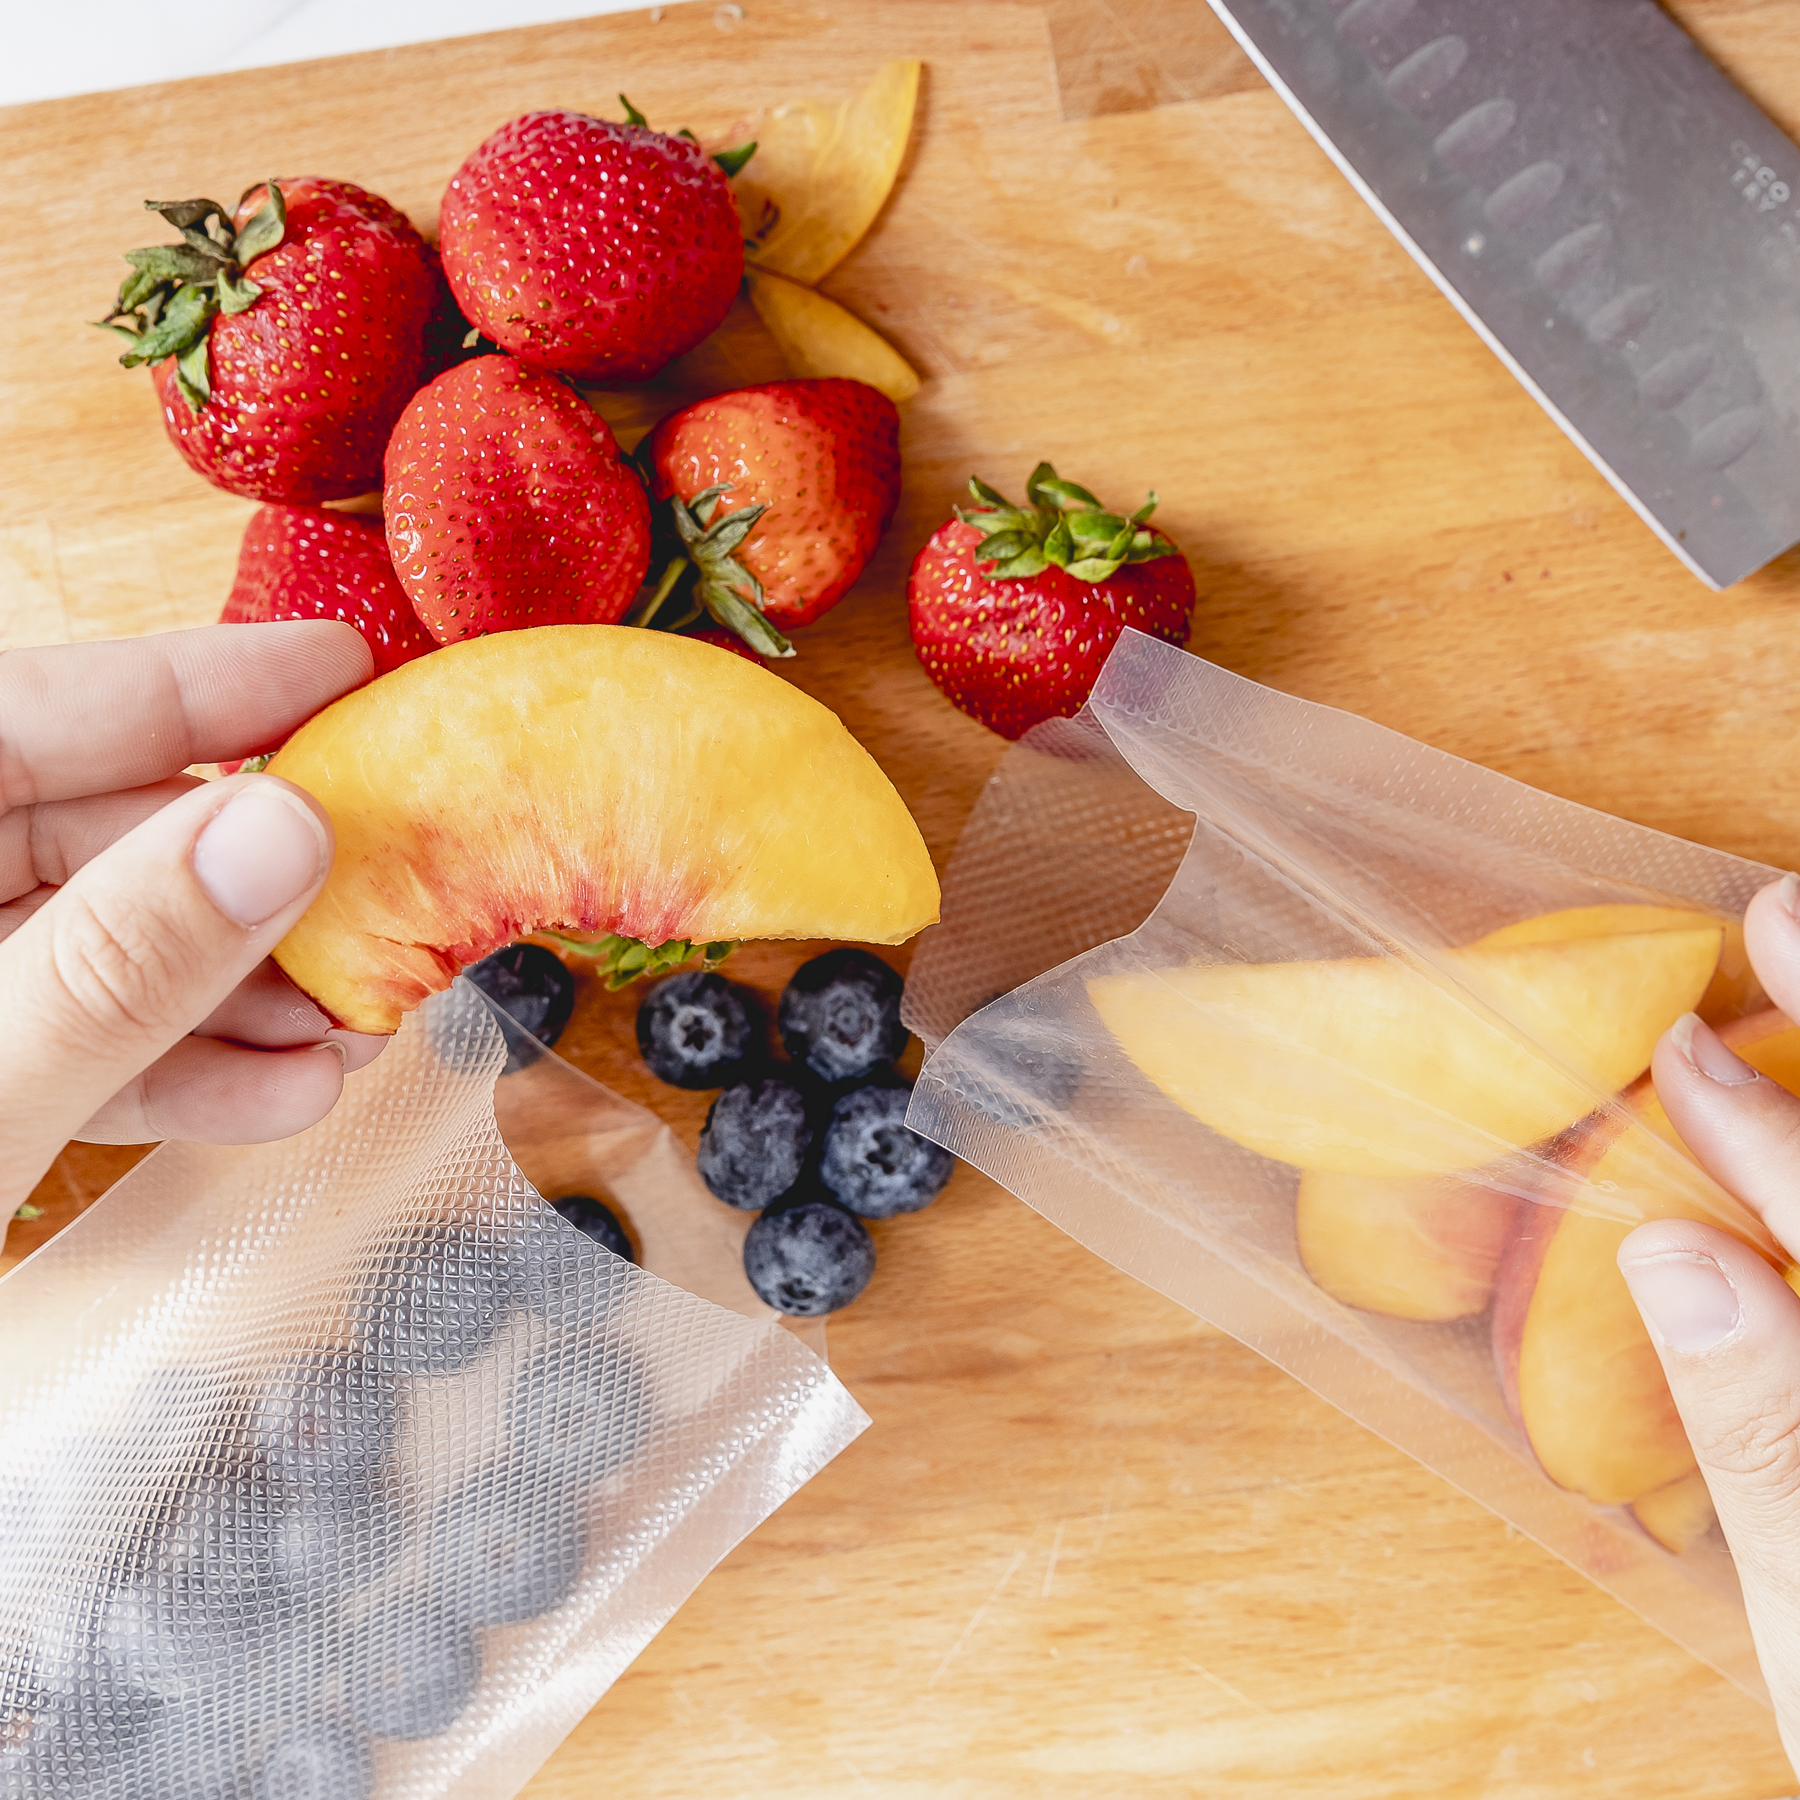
xmin=1204 ymin=0 xmax=1800 ymax=588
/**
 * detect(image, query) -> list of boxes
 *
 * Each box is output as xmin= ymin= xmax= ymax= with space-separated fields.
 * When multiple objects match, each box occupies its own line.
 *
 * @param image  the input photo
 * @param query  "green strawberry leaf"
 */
xmin=982 ymin=546 xmax=1049 ymax=580
xmin=1064 ymin=555 xmax=1126 ymax=583
xmin=215 ymin=267 xmax=262 ymax=314
xmin=972 ymin=528 xmax=1034 ymax=563
xmin=968 ymin=476 xmax=1015 ymax=510
xmin=703 ymin=584 xmax=795 ymax=658
xmin=119 ymin=281 xmax=216 ymax=367
xmin=712 ymin=140 xmax=758 ymax=178
xmin=1042 ymin=517 xmax=1075 ymax=567
xmin=174 ymin=332 xmax=212 ymax=409
xmin=619 ymin=93 xmax=650 ymax=127
xmin=124 ymin=243 xmax=229 ymax=283
xmin=231 ymin=181 xmax=286 ymax=265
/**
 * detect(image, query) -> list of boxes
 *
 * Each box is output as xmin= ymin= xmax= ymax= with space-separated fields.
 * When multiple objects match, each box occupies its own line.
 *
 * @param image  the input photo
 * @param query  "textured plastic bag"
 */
xmin=0 ymin=980 xmax=866 ymax=1797
xmin=905 ymin=630 xmax=1778 ymax=1700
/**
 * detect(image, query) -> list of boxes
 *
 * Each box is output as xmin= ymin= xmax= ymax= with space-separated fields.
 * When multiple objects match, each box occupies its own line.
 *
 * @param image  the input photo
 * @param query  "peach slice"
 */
xmin=1495 ymin=1010 xmax=1800 ymax=1506
xmin=744 ymin=270 xmax=921 ymax=402
xmin=270 ymin=626 xmax=939 ymax=1033
xmin=1472 ymin=902 xmax=1756 ymax=1023
xmin=1296 ymin=1169 xmax=1518 ymax=1321
xmin=1632 ymin=1470 xmax=1717 ymax=1554
xmin=1087 ymin=927 xmax=1722 ymax=1177
xmin=737 ymin=60 xmax=921 ymax=285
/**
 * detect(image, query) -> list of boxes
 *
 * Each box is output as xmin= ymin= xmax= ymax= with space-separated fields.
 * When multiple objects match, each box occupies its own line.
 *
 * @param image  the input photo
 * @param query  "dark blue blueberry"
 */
xmin=817 ymin=1083 xmax=954 ymax=1218
xmin=742 ymin=1201 xmax=875 ymax=1317
xmin=431 ymin=1472 xmax=587 ymax=1627
xmin=507 ymin=1342 xmax=650 ymax=1484
xmin=635 ymin=971 xmax=761 ymax=1089
xmin=268 ymin=1485 xmax=402 ymax=1600
xmin=696 ymin=1079 xmax=813 ymax=1211
xmin=251 ymin=1718 xmax=374 ymax=1800
xmin=241 ymin=1356 xmax=399 ymax=1489
xmin=506 ymin=1209 xmax=632 ymax=1332
xmin=350 ymin=1221 xmax=512 ymax=1376
xmin=550 ymin=1194 xmax=635 ymax=1262
xmin=462 ymin=943 xmax=576 ymax=1074
xmin=777 ymin=948 xmax=908 ymax=1083
xmin=344 ymin=1594 xmax=481 ymax=1742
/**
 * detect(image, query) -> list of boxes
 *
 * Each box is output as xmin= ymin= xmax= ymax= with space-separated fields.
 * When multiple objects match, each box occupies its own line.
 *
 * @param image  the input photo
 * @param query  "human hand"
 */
xmin=0 ymin=621 xmax=384 ymax=1216
xmin=1619 ymin=875 xmax=1800 ymax=1759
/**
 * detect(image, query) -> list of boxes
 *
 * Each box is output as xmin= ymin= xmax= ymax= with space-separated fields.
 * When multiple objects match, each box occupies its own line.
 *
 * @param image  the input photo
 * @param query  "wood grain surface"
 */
xmin=5 ymin=0 xmax=1800 ymax=1793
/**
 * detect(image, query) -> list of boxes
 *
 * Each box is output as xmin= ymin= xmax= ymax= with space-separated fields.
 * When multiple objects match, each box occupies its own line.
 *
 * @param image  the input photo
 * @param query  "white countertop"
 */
xmin=5 ymin=0 xmax=656 ymax=109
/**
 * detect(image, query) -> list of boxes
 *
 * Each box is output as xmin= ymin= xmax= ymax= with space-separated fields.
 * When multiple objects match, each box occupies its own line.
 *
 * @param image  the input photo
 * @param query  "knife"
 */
xmin=1203 ymin=0 xmax=1800 ymax=589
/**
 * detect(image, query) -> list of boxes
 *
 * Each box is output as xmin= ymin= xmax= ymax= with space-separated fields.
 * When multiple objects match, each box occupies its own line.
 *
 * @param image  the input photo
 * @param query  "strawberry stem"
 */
xmin=957 ymin=461 xmax=1183 ymax=585
xmin=95 ymin=182 xmax=286 ymax=409
xmin=535 ymin=930 xmax=734 ymax=990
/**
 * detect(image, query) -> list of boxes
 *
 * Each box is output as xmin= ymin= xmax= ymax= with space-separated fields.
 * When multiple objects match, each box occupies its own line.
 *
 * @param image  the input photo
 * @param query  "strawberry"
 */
xmin=907 ymin=464 xmax=1196 ymax=739
xmin=641 ymin=378 xmax=901 ymax=655
xmin=384 ymin=355 xmax=652 ymax=641
xmin=438 ymin=102 xmax=753 ymax=383
xmin=220 ymin=504 xmax=437 ymax=675
xmin=100 ymin=179 xmax=439 ymax=503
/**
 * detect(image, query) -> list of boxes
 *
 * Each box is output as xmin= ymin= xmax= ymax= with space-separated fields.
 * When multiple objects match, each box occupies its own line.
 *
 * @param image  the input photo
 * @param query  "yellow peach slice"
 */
xmin=738 ymin=59 xmax=921 ymax=285
xmin=1632 ymin=1469 xmax=1717 ymax=1554
xmin=1296 ymin=1169 xmax=1517 ymax=1321
xmin=1088 ymin=928 xmax=1722 ymax=1178
xmin=1496 ymin=1010 xmax=1800 ymax=1506
xmin=1472 ymin=902 xmax=1756 ymax=1022
xmin=745 ymin=270 xmax=921 ymax=402
xmin=271 ymin=626 xmax=939 ymax=1033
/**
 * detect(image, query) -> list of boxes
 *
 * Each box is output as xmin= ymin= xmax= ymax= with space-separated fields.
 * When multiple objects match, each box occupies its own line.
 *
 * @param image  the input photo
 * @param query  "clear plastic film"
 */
xmin=0 ymin=981 xmax=865 ymax=1798
xmin=904 ymin=630 xmax=1779 ymax=1701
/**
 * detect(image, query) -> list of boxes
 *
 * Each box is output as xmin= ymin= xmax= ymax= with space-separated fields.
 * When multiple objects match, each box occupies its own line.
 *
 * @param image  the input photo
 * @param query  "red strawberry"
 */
xmin=220 ymin=505 xmax=437 ymax=675
xmin=102 ymin=179 xmax=438 ymax=503
xmin=384 ymin=355 xmax=652 ymax=640
xmin=908 ymin=464 xmax=1196 ymax=739
xmin=642 ymin=379 xmax=901 ymax=653
xmin=439 ymin=104 xmax=750 ymax=383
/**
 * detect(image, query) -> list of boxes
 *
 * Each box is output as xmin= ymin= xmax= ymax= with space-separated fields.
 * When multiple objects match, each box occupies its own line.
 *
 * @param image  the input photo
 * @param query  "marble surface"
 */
xmin=3 ymin=0 xmax=653 ymax=108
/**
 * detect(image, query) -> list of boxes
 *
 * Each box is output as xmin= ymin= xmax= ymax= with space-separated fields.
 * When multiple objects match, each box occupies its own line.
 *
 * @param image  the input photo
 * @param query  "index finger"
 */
xmin=0 ymin=621 xmax=373 ymax=810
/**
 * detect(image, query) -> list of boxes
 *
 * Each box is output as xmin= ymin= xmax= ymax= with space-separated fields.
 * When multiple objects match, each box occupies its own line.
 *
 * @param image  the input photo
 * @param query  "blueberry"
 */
xmin=817 ymin=1083 xmax=954 ymax=1218
xmin=241 ymin=1356 xmax=398 ymax=1489
xmin=269 ymin=1485 xmax=402 ymax=1600
xmin=251 ymin=1718 xmax=373 ymax=1800
xmin=742 ymin=1201 xmax=875 ymax=1317
xmin=344 ymin=1594 xmax=481 ymax=1742
xmin=635 ymin=971 xmax=761 ymax=1088
xmin=462 ymin=943 xmax=576 ymax=1073
xmin=431 ymin=1472 xmax=586 ymax=1627
xmin=350 ymin=1221 xmax=512 ymax=1376
xmin=550 ymin=1194 xmax=635 ymax=1262
xmin=507 ymin=1209 xmax=633 ymax=1332
xmin=696 ymin=1079 xmax=813 ymax=1211
xmin=508 ymin=1341 xmax=651 ymax=1484
xmin=778 ymin=949 xmax=907 ymax=1083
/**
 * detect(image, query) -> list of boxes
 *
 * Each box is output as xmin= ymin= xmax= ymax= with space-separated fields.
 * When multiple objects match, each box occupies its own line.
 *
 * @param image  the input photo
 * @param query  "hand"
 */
xmin=1619 ymin=875 xmax=1800 ymax=1760
xmin=0 ymin=622 xmax=385 ymax=1216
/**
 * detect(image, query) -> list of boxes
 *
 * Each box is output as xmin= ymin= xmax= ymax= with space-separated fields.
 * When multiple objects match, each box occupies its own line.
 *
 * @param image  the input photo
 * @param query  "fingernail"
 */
xmin=313 ymin=1039 xmax=347 ymax=1071
xmin=1668 ymin=1011 xmax=1758 ymax=1086
xmin=1621 ymin=1252 xmax=1741 ymax=1353
xmin=193 ymin=783 xmax=328 ymax=927
xmin=1778 ymin=872 xmax=1800 ymax=921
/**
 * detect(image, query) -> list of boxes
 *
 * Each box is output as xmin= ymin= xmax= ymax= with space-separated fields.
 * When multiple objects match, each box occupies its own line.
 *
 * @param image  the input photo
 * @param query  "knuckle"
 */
xmin=1689 ymin=1382 xmax=1800 ymax=1499
xmin=45 ymin=885 xmax=203 ymax=1043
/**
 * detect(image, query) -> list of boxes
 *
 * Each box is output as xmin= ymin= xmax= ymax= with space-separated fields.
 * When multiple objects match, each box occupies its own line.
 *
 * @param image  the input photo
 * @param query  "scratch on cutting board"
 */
xmin=928 ymin=1548 xmax=1029 ymax=1689
xmin=1041 ymin=1521 xmax=1067 ymax=1599
xmin=1179 ymin=1657 xmax=1275 ymax=1719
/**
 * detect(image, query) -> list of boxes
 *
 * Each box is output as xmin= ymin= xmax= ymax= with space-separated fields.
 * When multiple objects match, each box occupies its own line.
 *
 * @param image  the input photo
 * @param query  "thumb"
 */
xmin=1619 ymin=1218 xmax=1800 ymax=1745
xmin=0 ymin=773 xmax=338 ymax=1210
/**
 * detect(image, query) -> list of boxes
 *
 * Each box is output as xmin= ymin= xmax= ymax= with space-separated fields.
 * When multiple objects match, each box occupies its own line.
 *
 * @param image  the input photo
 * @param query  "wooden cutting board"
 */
xmin=4 ymin=1 xmax=1799 ymax=1793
